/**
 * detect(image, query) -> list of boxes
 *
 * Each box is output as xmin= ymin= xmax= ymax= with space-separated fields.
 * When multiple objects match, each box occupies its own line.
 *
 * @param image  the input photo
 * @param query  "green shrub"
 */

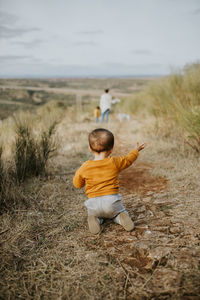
xmin=14 ymin=121 xmax=57 ymax=182
xmin=38 ymin=122 xmax=57 ymax=170
xmin=0 ymin=99 xmax=64 ymax=212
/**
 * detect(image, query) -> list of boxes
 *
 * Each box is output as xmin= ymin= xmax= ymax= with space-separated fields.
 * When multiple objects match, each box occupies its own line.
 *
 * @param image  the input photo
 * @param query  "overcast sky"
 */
xmin=0 ymin=0 xmax=200 ymax=78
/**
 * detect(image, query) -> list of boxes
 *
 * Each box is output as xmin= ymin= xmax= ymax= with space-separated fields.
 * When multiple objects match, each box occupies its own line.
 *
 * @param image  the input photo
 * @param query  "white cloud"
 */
xmin=11 ymin=38 xmax=44 ymax=48
xmin=76 ymin=30 xmax=104 ymax=35
xmin=192 ymin=7 xmax=200 ymax=14
xmin=0 ymin=10 xmax=41 ymax=39
xmin=73 ymin=41 xmax=98 ymax=47
xmin=132 ymin=50 xmax=153 ymax=55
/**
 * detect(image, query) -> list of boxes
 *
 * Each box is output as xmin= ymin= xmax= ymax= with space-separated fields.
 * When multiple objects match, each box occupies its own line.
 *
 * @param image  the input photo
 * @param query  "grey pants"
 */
xmin=84 ymin=194 xmax=126 ymax=224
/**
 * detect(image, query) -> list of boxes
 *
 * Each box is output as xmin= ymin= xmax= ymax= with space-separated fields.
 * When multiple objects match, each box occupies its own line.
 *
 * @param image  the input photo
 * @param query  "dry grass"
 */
xmin=0 ymin=111 xmax=200 ymax=299
xmin=118 ymin=63 xmax=200 ymax=153
xmin=0 ymin=101 xmax=66 ymax=213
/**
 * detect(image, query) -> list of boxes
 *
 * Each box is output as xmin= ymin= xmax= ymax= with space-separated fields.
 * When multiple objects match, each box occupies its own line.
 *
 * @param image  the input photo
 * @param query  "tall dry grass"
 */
xmin=119 ymin=63 xmax=200 ymax=152
xmin=117 ymin=91 xmax=151 ymax=115
xmin=148 ymin=63 xmax=200 ymax=152
xmin=0 ymin=145 xmax=26 ymax=212
xmin=14 ymin=120 xmax=57 ymax=182
xmin=0 ymin=100 xmax=66 ymax=212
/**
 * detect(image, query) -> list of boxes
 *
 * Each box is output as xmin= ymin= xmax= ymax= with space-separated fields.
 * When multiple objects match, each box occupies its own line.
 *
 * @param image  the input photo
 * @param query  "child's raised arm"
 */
xmin=136 ymin=142 xmax=146 ymax=152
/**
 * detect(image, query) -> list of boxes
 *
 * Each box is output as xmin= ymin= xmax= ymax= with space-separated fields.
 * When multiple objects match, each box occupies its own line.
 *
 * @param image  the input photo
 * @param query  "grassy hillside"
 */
xmin=0 ymin=72 xmax=199 ymax=299
xmin=119 ymin=63 xmax=200 ymax=153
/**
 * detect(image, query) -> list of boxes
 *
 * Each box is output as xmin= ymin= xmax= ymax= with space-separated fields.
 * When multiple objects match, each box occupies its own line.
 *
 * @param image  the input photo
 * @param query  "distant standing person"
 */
xmin=94 ymin=106 xmax=101 ymax=123
xmin=100 ymin=89 xmax=112 ymax=123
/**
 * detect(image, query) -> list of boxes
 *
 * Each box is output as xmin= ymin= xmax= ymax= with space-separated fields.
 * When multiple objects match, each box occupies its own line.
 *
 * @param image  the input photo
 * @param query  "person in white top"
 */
xmin=100 ymin=89 xmax=112 ymax=123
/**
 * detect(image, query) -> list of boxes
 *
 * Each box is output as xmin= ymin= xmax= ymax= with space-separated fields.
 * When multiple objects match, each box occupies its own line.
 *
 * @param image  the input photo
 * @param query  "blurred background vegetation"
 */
xmin=118 ymin=63 xmax=200 ymax=153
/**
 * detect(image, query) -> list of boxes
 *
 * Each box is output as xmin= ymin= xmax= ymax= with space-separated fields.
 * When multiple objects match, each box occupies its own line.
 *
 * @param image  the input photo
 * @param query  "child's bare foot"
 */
xmin=119 ymin=212 xmax=134 ymax=231
xmin=88 ymin=215 xmax=101 ymax=234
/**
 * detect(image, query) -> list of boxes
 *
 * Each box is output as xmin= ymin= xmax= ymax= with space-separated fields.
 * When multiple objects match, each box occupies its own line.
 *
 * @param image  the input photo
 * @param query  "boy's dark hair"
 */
xmin=89 ymin=128 xmax=114 ymax=153
xmin=96 ymin=106 xmax=100 ymax=109
xmin=104 ymin=89 xmax=109 ymax=93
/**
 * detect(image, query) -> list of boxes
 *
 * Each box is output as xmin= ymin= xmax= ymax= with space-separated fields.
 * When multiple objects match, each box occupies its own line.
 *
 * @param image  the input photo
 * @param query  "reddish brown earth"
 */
xmin=91 ymin=122 xmax=200 ymax=299
xmin=119 ymin=161 xmax=168 ymax=195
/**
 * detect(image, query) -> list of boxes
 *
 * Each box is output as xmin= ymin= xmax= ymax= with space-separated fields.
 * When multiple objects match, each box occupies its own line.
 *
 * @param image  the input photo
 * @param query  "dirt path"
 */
xmin=57 ymin=116 xmax=200 ymax=299
xmin=55 ymin=117 xmax=200 ymax=298
xmin=90 ymin=119 xmax=200 ymax=299
xmin=0 ymin=116 xmax=199 ymax=300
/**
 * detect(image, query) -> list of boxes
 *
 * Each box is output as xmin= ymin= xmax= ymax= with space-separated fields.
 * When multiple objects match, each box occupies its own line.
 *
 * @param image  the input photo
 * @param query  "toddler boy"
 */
xmin=94 ymin=106 xmax=101 ymax=123
xmin=73 ymin=128 xmax=146 ymax=234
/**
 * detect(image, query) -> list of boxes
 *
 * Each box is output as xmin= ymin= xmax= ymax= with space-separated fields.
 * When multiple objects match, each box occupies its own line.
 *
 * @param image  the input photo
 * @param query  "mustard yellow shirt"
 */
xmin=73 ymin=149 xmax=139 ymax=198
xmin=94 ymin=108 xmax=100 ymax=118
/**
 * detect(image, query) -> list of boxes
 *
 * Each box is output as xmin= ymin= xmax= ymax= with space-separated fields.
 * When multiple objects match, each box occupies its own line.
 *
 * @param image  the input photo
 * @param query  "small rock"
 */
xmin=143 ymin=230 xmax=152 ymax=239
xmin=146 ymin=230 xmax=152 ymax=235
xmin=146 ymin=210 xmax=154 ymax=217
xmin=153 ymin=199 xmax=172 ymax=205
xmin=153 ymin=226 xmax=169 ymax=233
xmin=146 ymin=191 xmax=154 ymax=196
xmin=136 ymin=205 xmax=146 ymax=213
xmin=143 ymin=196 xmax=152 ymax=203
xmin=104 ymin=241 xmax=113 ymax=248
xmin=127 ymin=236 xmax=137 ymax=241
xmin=137 ymin=213 xmax=146 ymax=219
xmin=169 ymin=226 xmax=182 ymax=234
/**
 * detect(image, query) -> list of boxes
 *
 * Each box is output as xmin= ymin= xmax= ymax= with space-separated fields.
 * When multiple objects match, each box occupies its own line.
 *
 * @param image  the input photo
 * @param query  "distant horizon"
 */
xmin=0 ymin=73 xmax=167 ymax=80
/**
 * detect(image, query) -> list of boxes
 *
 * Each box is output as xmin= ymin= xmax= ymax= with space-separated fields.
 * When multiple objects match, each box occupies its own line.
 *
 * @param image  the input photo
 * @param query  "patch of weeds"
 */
xmin=180 ymin=271 xmax=200 ymax=296
xmin=106 ymin=254 xmax=117 ymax=265
xmin=64 ymin=221 xmax=80 ymax=232
xmin=14 ymin=256 xmax=26 ymax=272
xmin=90 ymin=240 xmax=98 ymax=245
xmin=160 ymin=205 xmax=174 ymax=211
xmin=14 ymin=121 xmax=57 ymax=182
xmin=103 ymin=274 xmax=112 ymax=282
xmin=65 ymin=258 xmax=73 ymax=265
xmin=99 ymin=261 xmax=109 ymax=266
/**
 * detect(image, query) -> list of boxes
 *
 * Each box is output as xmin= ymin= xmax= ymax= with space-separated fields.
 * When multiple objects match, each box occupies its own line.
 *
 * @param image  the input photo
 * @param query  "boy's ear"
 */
xmin=89 ymin=146 xmax=93 ymax=153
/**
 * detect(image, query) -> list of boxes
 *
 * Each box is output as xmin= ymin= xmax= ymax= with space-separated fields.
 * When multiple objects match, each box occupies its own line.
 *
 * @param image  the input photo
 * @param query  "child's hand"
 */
xmin=136 ymin=142 xmax=146 ymax=152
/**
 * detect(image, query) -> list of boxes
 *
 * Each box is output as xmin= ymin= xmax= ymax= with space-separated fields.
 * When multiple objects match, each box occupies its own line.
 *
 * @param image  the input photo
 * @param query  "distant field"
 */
xmin=0 ymin=77 xmax=154 ymax=119
xmin=0 ymin=77 xmax=154 ymax=93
